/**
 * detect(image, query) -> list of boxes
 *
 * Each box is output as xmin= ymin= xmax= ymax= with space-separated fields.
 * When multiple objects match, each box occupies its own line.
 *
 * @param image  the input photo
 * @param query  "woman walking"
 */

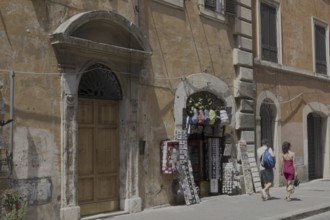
xmin=280 ymin=141 xmax=296 ymax=201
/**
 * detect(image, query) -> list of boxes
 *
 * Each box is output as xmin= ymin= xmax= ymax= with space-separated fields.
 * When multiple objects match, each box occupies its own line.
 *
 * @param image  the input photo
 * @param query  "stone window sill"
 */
xmin=199 ymin=6 xmax=226 ymax=23
xmin=254 ymin=58 xmax=330 ymax=81
xmin=153 ymin=0 xmax=184 ymax=9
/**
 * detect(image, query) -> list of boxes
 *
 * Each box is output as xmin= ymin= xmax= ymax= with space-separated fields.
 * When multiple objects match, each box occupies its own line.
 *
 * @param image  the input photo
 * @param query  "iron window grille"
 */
xmin=78 ymin=63 xmax=123 ymax=100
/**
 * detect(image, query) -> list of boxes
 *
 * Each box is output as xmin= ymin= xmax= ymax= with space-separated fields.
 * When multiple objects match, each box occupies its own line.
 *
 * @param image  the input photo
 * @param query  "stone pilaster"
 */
xmin=60 ymin=68 xmax=80 ymax=220
xmin=233 ymin=0 xmax=255 ymax=144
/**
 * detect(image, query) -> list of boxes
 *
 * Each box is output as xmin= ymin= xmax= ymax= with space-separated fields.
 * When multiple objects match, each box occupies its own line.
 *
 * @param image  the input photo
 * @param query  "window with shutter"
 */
xmin=260 ymin=3 xmax=278 ymax=63
xmin=199 ymin=0 xmax=225 ymax=22
xmin=314 ymin=24 xmax=327 ymax=74
xmin=225 ymin=0 xmax=236 ymax=15
xmin=205 ymin=0 xmax=216 ymax=10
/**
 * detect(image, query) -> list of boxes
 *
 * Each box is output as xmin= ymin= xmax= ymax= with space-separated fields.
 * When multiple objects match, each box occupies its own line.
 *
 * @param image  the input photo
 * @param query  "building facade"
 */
xmin=253 ymin=0 xmax=330 ymax=186
xmin=0 ymin=0 xmax=254 ymax=219
xmin=0 ymin=0 xmax=329 ymax=220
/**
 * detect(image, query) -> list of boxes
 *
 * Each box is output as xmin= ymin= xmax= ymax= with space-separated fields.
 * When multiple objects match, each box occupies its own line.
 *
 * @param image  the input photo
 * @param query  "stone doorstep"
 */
xmin=80 ymin=210 xmax=128 ymax=220
xmin=264 ymin=203 xmax=330 ymax=220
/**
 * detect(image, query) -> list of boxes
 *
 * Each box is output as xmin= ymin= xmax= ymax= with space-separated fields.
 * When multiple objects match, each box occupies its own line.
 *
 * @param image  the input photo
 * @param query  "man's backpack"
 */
xmin=261 ymin=148 xmax=275 ymax=169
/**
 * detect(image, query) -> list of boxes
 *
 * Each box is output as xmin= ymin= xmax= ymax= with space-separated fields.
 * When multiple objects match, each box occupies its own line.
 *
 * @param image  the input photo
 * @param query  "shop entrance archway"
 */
xmin=185 ymin=91 xmax=232 ymax=196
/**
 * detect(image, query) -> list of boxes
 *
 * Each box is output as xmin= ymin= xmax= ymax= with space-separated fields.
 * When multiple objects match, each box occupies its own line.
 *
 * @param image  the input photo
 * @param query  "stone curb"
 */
xmin=264 ymin=203 xmax=330 ymax=220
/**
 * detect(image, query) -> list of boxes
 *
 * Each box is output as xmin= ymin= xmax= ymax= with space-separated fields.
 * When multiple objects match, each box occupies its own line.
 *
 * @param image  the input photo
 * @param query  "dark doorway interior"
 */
xmin=307 ymin=113 xmax=323 ymax=180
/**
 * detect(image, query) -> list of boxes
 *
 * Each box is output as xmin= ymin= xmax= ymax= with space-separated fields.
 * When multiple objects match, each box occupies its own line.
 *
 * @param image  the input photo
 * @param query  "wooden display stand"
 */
xmin=239 ymin=140 xmax=260 ymax=194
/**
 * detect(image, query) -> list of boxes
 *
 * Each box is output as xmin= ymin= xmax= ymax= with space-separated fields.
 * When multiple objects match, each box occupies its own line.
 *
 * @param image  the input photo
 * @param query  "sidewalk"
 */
xmin=104 ymin=178 xmax=330 ymax=220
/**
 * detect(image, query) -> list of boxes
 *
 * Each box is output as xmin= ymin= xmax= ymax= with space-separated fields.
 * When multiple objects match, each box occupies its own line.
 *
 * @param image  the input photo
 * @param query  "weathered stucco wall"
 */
xmin=253 ymin=0 xmax=330 ymax=186
xmin=1 ymin=0 xmax=237 ymax=218
xmin=255 ymin=66 xmax=330 ymax=184
xmin=138 ymin=1 xmax=236 ymax=208
xmin=281 ymin=0 xmax=330 ymax=70
xmin=0 ymin=1 xmax=137 ymax=219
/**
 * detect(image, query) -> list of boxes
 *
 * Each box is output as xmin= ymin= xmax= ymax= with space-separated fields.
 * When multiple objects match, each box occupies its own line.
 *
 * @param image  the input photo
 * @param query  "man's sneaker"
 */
xmin=267 ymin=192 xmax=271 ymax=200
xmin=261 ymin=189 xmax=267 ymax=201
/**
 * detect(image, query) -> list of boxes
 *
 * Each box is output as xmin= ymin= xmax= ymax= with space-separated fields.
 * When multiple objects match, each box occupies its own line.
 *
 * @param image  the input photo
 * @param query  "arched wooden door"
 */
xmin=77 ymin=64 xmax=122 ymax=216
xmin=260 ymin=99 xmax=276 ymax=149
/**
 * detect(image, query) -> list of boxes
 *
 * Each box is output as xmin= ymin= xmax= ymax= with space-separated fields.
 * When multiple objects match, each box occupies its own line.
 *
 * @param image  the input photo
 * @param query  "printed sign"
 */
xmin=209 ymin=138 xmax=220 ymax=193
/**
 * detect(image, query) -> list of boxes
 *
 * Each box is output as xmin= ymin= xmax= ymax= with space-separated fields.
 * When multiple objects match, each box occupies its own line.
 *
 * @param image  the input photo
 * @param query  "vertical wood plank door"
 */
xmin=78 ymin=99 xmax=119 ymax=216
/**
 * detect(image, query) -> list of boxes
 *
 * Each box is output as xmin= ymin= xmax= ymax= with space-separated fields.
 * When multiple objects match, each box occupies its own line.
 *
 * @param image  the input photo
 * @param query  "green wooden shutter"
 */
xmin=205 ymin=0 xmax=216 ymax=10
xmin=261 ymin=3 xmax=278 ymax=63
xmin=315 ymin=24 xmax=327 ymax=74
xmin=225 ymin=0 xmax=236 ymax=15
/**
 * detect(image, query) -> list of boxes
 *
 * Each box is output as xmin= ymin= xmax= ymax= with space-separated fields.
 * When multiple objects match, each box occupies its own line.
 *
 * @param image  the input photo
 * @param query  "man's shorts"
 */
xmin=261 ymin=168 xmax=274 ymax=184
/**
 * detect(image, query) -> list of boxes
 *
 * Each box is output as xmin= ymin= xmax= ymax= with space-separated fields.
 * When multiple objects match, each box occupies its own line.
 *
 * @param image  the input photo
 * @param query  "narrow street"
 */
xmin=101 ymin=179 xmax=330 ymax=220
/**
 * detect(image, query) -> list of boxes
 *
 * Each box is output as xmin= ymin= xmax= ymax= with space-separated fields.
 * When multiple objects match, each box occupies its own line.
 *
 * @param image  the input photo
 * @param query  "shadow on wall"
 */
xmin=31 ymin=0 xmax=50 ymax=32
xmin=4 ymin=103 xmax=60 ymax=126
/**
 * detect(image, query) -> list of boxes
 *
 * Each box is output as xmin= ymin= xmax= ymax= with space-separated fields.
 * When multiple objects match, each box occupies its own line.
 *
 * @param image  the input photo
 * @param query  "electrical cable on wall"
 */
xmin=0 ymin=66 xmax=328 ymax=107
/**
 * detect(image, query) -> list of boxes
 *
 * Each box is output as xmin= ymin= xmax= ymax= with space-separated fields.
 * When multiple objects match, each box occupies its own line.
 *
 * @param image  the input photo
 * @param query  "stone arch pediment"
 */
xmin=50 ymin=10 xmax=152 ymax=66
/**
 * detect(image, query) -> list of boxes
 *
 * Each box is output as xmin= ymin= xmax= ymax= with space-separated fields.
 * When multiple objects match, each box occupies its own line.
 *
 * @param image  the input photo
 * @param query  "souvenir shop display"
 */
xmin=222 ymin=162 xmax=234 ymax=194
xmin=239 ymin=140 xmax=255 ymax=194
xmin=175 ymin=129 xmax=200 ymax=205
xmin=161 ymin=140 xmax=179 ymax=174
xmin=204 ymin=107 xmax=210 ymax=125
xmin=171 ymin=91 xmax=240 ymax=200
xmin=208 ymin=138 xmax=220 ymax=193
xmin=222 ymin=162 xmax=241 ymax=195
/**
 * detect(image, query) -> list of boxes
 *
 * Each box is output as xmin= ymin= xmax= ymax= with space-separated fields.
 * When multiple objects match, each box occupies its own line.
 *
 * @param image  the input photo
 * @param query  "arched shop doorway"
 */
xmin=184 ymin=91 xmax=233 ymax=196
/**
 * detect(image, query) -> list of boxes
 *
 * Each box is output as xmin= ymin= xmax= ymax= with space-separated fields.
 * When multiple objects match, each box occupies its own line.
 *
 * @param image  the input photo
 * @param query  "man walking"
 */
xmin=257 ymin=139 xmax=275 ymax=201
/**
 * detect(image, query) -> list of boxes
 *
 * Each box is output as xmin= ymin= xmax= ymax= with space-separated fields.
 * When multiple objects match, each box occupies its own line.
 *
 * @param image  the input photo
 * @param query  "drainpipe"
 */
xmin=135 ymin=0 xmax=140 ymax=27
xmin=9 ymin=70 xmax=14 ymax=174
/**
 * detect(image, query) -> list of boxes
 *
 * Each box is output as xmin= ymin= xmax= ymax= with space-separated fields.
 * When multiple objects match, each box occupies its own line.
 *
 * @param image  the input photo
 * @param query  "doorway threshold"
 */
xmin=80 ymin=211 xmax=128 ymax=220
